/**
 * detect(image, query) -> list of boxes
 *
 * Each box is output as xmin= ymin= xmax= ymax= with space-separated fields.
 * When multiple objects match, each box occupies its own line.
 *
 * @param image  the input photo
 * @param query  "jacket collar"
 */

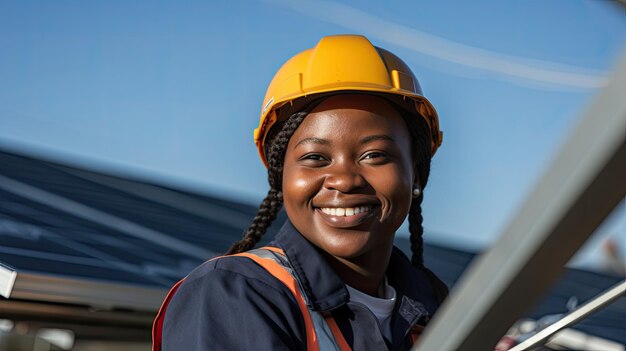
xmin=273 ymin=220 xmax=349 ymax=312
xmin=272 ymin=220 xmax=439 ymax=319
xmin=387 ymin=246 xmax=439 ymax=319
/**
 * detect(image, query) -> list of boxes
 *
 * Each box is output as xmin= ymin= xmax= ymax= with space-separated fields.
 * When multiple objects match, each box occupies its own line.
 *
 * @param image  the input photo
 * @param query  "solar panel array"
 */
xmin=0 ymin=150 xmax=263 ymax=288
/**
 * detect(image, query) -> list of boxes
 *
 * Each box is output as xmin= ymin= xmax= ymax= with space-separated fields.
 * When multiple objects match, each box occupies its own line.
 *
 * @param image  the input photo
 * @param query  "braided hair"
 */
xmin=226 ymin=109 xmax=309 ymax=254
xmin=400 ymin=107 xmax=450 ymax=302
xmin=226 ymin=97 xmax=448 ymax=301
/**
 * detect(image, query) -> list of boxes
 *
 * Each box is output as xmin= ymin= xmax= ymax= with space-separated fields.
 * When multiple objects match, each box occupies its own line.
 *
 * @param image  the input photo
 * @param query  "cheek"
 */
xmin=393 ymin=179 xmax=413 ymax=210
xmin=282 ymin=169 xmax=320 ymax=206
xmin=293 ymin=178 xmax=311 ymax=192
xmin=382 ymin=168 xmax=414 ymax=222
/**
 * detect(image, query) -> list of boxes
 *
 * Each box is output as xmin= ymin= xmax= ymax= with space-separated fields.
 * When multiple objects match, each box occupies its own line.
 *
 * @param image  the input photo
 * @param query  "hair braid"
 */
xmin=408 ymin=194 xmax=426 ymax=267
xmin=408 ymin=194 xmax=449 ymax=301
xmin=397 ymin=107 xmax=431 ymax=267
xmin=226 ymin=110 xmax=311 ymax=255
xmin=400 ymin=107 xmax=449 ymax=301
xmin=266 ymin=111 xmax=310 ymax=189
xmin=226 ymin=188 xmax=282 ymax=254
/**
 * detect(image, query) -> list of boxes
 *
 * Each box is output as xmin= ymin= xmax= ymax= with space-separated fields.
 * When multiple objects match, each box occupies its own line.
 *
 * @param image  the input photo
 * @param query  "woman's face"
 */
xmin=282 ymin=94 xmax=416 ymax=260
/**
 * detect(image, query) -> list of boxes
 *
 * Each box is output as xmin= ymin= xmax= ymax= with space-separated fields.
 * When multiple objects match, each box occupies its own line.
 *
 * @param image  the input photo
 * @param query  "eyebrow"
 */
xmin=360 ymin=134 xmax=395 ymax=144
xmin=294 ymin=137 xmax=331 ymax=149
xmin=293 ymin=134 xmax=395 ymax=149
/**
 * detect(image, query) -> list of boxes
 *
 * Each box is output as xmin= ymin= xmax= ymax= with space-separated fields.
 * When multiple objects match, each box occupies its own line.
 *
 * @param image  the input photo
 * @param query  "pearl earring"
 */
xmin=412 ymin=187 xmax=421 ymax=197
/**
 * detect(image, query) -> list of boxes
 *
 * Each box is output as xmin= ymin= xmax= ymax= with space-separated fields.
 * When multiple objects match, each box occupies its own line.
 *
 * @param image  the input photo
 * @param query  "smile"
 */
xmin=315 ymin=205 xmax=378 ymax=228
xmin=319 ymin=206 xmax=373 ymax=217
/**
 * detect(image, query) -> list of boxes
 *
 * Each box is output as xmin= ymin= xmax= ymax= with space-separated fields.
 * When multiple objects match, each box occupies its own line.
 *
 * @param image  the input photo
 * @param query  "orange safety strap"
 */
xmin=323 ymin=312 xmax=352 ymax=351
xmin=152 ymin=247 xmax=351 ymax=351
xmin=237 ymin=251 xmax=319 ymax=351
xmin=254 ymin=247 xmax=351 ymax=351
xmin=411 ymin=332 xmax=418 ymax=345
xmin=410 ymin=325 xmax=425 ymax=345
xmin=259 ymin=246 xmax=285 ymax=255
xmin=152 ymin=278 xmax=184 ymax=351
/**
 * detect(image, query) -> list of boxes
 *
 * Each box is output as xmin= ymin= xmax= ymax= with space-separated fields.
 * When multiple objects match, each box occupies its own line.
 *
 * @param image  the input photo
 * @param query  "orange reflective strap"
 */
xmin=152 ymin=278 xmax=185 ymax=351
xmin=259 ymin=246 xmax=285 ymax=255
xmin=323 ymin=312 xmax=352 ymax=351
xmin=237 ymin=251 xmax=320 ymax=351
xmin=410 ymin=325 xmax=425 ymax=346
xmin=152 ymin=253 xmax=230 ymax=351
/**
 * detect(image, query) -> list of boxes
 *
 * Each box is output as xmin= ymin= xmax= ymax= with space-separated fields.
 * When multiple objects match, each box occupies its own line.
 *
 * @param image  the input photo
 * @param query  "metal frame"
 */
xmin=544 ymin=327 xmax=625 ymax=351
xmin=416 ymin=51 xmax=626 ymax=350
xmin=1 ymin=271 xmax=166 ymax=341
xmin=0 ymin=299 xmax=155 ymax=342
xmin=8 ymin=272 xmax=166 ymax=311
xmin=0 ymin=262 xmax=17 ymax=298
xmin=0 ymin=299 xmax=154 ymax=328
xmin=510 ymin=280 xmax=626 ymax=351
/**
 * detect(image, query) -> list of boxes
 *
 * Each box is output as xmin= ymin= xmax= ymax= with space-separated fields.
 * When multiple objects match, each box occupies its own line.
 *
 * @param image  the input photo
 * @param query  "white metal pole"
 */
xmin=510 ymin=280 xmax=626 ymax=351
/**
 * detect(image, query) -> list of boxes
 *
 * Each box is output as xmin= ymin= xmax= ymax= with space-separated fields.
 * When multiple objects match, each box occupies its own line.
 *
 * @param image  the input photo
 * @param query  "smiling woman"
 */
xmin=153 ymin=35 xmax=448 ymax=351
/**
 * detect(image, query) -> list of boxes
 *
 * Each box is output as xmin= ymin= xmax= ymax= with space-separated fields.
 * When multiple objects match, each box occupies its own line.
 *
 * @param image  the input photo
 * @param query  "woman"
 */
xmin=154 ymin=34 xmax=448 ymax=351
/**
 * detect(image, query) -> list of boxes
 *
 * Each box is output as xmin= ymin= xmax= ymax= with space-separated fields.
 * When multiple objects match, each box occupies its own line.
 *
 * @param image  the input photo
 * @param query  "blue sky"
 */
xmin=1 ymin=0 xmax=624 ymax=269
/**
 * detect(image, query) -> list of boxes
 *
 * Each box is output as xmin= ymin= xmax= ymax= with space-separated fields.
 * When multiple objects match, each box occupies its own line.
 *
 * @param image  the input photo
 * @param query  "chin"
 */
xmin=317 ymin=231 xmax=388 ymax=260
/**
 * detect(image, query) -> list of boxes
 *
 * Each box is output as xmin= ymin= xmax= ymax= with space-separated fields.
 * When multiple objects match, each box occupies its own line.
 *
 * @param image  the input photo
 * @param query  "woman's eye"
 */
xmin=301 ymin=154 xmax=327 ymax=162
xmin=363 ymin=152 xmax=387 ymax=160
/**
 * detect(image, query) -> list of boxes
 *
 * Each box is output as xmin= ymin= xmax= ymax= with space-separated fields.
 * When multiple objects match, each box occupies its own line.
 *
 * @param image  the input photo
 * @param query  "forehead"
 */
xmin=292 ymin=94 xmax=410 ymax=140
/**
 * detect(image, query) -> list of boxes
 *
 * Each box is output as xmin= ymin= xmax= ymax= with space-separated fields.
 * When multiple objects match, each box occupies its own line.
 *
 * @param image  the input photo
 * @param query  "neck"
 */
xmin=323 ymin=240 xmax=394 ymax=297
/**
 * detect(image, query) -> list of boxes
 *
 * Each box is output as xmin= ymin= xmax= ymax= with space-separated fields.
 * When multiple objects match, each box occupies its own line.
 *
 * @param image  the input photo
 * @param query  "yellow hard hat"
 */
xmin=254 ymin=34 xmax=443 ymax=166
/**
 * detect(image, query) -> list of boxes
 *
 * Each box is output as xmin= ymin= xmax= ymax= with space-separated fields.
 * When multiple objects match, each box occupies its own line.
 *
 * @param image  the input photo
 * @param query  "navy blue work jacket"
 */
xmin=162 ymin=221 xmax=440 ymax=350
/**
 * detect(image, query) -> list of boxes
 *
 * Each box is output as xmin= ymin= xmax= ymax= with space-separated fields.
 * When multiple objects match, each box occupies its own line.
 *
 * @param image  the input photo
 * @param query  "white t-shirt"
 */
xmin=345 ymin=277 xmax=397 ymax=341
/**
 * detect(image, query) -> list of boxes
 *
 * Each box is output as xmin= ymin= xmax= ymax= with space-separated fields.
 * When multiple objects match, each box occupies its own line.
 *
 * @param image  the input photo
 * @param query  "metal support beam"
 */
xmin=10 ymin=272 xmax=167 ymax=311
xmin=510 ymin=280 xmax=626 ymax=351
xmin=416 ymin=52 xmax=626 ymax=351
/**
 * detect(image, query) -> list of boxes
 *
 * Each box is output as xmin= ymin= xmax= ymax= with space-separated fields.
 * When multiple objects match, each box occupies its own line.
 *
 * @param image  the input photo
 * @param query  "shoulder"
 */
xmin=186 ymin=253 xmax=292 ymax=290
xmin=162 ymin=253 xmax=307 ymax=350
xmin=172 ymin=252 xmax=300 ymax=309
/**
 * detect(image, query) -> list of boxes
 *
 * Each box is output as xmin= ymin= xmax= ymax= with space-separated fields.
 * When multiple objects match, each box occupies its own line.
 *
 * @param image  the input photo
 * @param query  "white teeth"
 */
xmin=320 ymin=206 xmax=371 ymax=216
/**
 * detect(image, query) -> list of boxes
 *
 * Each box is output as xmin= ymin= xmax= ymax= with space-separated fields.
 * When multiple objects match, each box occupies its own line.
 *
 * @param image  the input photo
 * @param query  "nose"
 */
xmin=323 ymin=161 xmax=367 ymax=193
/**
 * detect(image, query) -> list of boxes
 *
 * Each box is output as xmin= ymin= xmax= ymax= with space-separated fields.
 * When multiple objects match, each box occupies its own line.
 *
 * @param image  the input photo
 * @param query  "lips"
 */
xmin=315 ymin=204 xmax=379 ymax=228
xmin=319 ymin=205 xmax=373 ymax=217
